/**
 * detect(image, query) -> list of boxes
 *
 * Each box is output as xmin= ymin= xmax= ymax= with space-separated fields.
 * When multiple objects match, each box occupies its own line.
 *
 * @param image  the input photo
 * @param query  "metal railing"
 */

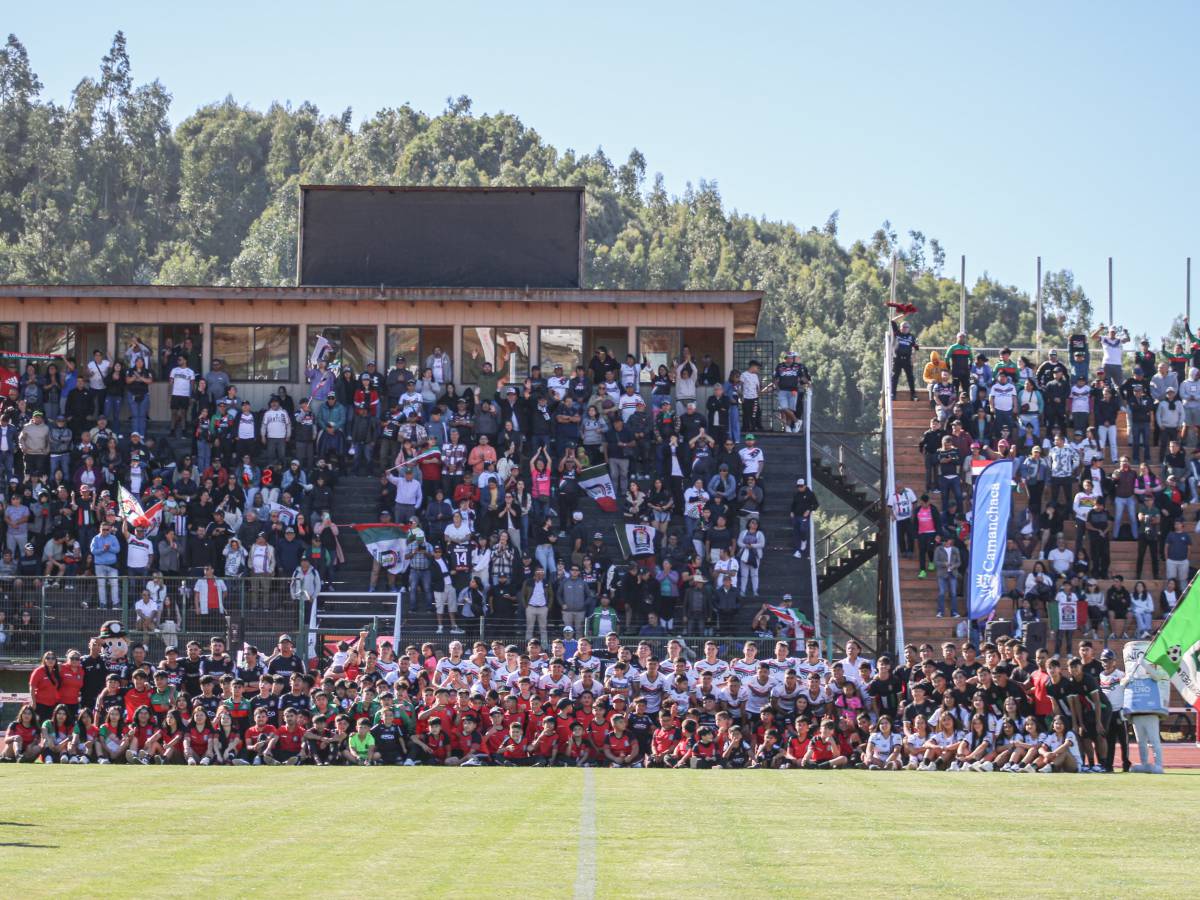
xmin=809 ymin=429 xmax=882 ymax=499
xmin=815 ymin=512 xmax=878 ymax=579
xmin=1 ymin=576 xmax=307 ymax=663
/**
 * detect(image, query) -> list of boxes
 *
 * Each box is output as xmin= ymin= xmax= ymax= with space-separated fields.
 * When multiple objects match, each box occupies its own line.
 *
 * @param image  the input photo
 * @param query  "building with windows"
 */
xmin=0 ymin=283 xmax=762 ymax=416
xmin=0 ymin=186 xmax=762 ymax=412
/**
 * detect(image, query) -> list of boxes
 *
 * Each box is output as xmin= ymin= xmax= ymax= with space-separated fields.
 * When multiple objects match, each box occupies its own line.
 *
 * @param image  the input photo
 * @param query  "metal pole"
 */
xmin=959 ymin=255 xmax=966 ymax=334
xmin=890 ymin=254 xmax=898 ymax=303
xmin=1108 ymin=256 xmax=1114 ymax=324
xmin=1188 ymin=257 xmax=1192 ymax=321
xmin=1036 ymin=256 xmax=1042 ymax=355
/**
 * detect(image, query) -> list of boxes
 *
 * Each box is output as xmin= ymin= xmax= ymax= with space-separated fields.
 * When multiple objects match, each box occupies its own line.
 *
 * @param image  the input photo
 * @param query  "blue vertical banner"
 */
xmin=968 ymin=459 xmax=1015 ymax=621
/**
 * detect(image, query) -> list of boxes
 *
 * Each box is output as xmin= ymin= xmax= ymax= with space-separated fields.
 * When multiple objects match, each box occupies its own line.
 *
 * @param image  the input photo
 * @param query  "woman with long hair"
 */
xmin=957 ymin=713 xmax=996 ymax=771
xmin=97 ymin=706 xmax=129 ymax=764
xmin=154 ymin=711 xmax=187 ymax=765
xmin=903 ymin=714 xmax=931 ymax=770
xmin=922 ymin=710 xmax=963 ymax=771
xmin=29 ymin=649 xmax=61 ymax=724
xmin=125 ymin=705 xmax=158 ymax=765
xmin=69 ymin=708 xmax=98 ymax=763
xmin=40 ymin=704 xmax=72 ymax=763
xmin=1035 ymin=714 xmax=1082 ymax=773
xmin=3 ymin=704 xmax=41 ymax=762
xmin=185 ymin=705 xmax=213 ymax=765
xmin=126 ymin=356 xmax=153 ymax=436
xmin=210 ymin=708 xmax=245 ymax=765
xmin=104 ymin=360 xmax=127 ymax=427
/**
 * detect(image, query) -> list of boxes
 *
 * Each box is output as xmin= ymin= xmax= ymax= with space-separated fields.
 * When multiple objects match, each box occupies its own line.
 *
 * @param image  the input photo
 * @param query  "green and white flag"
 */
xmin=615 ymin=522 xmax=656 ymax=559
xmin=1144 ymin=574 xmax=1200 ymax=711
xmin=579 ymin=464 xmax=618 ymax=512
xmin=351 ymin=523 xmax=412 ymax=574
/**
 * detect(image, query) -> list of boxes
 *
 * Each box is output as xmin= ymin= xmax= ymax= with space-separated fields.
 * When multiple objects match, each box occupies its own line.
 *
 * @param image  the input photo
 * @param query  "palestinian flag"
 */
xmin=351 ymin=523 xmax=413 ymax=574
xmin=579 ymin=464 xmax=618 ymax=512
xmin=117 ymin=483 xmax=164 ymax=528
xmin=764 ymin=605 xmax=815 ymax=643
xmin=615 ymin=522 xmax=656 ymax=559
xmin=1144 ymin=574 xmax=1200 ymax=710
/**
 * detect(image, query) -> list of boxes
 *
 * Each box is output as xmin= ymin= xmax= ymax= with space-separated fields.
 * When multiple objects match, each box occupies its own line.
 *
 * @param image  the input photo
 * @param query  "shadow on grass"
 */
xmin=0 ymin=842 xmax=56 ymax=848
xmin=0 ymin=822 xmax=39 ymax=827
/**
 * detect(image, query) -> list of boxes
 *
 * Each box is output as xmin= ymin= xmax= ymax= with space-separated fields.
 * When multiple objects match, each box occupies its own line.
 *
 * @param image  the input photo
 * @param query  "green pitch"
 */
xmin=0 ymin=768 xmax=1192 ymax=896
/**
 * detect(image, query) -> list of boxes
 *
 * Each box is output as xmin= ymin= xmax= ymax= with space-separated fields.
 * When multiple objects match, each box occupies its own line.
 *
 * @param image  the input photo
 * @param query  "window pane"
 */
xmin=0 ymin=323 xmax=17 ymax=354
xmin=212 ymin=326 xmax=252 ymax=380
xmin=386 ymin=327 xmax=420 ymax=369
xmin=252 ymin=326 xmax=296 ymax=382
xmin=539 ymin=328 xmax=584 ymax=374
xmin=639 ymin=328 xmax=680 ymax=383
xmin=462 ymin=327 xmax=530 ymax=384
xmin=160 ymin=326 xmax=203 ymax=374
xmin=309 ymin=326 xmax=376 ymax=375
xmin=30 ymin=324 xmax=72 ymax=358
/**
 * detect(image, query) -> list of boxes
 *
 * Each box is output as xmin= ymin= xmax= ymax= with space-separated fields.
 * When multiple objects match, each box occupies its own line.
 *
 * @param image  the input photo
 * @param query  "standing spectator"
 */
xmin=789 ymin=478 xmax=819 ymax=559
xmin=1092 ymin=325 xmax=1128 ymax=386
xmin=775 ymin=350 xmax=810 ymax=431
xmin=890 ymin=318 xmax=919 ymax=402
xmin=933 ymin=534 xmax=961 ymax=618
xmin=944 ymin=333 xmax=973 ymax=396
xmin=887 ymin=484 xmax=917 ymax=558
xmin=17 ymin=410 xmax=49 ymax=478
xmin=167 ymin=354 xmax=196 ymax=437
xmin=1165 ymin=519 xmax=1191 ymax=587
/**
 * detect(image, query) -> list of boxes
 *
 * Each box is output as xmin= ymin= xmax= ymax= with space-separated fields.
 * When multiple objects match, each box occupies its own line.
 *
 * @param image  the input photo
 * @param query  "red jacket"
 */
xmin=29 ymin=666 xmax=60 ymax=707
xmin=58 ymin=665 xmax=84 ymax=705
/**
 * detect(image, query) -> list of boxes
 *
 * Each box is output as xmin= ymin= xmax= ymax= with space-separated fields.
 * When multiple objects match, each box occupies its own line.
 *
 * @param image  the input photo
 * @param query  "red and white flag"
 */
xmin=579 ymin=464 xmax=618 ymax=512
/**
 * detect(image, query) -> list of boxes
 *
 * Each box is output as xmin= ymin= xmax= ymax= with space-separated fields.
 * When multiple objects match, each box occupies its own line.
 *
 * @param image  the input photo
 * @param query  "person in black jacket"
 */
xmin=918 ymin=418 xmax=944 ymax=492
xmin=789 ymin=478 xmax=820 ymax=559
xmin=890 ymin=317 xmax=920 ymax=401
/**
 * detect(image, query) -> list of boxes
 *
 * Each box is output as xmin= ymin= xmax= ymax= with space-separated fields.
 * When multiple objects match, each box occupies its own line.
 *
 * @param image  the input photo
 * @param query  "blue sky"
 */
xmin=9 ymin=2 xmax=1199 ymax=340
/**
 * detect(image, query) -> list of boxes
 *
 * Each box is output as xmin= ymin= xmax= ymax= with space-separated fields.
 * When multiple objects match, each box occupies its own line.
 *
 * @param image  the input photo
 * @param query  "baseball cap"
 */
xmin=795 ymin=478 xmax=806 ymax=486
xmin=278 ymin=634 xmax=294 ymax=645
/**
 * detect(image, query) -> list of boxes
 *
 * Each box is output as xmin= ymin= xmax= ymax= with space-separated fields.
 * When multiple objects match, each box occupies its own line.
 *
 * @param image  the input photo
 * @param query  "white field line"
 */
xmin=574 ymin=766 xmax=597 ymax=900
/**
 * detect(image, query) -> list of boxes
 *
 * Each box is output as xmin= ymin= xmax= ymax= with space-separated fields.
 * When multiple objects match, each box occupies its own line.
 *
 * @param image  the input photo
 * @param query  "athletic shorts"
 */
xmin=777 ymin=390 xmax=798 ymax=412
xmin=274 ymin=749 xmax=298 ymax=763
xmin=170 ymin=395 xmax=190 ymax=410
xmin=434 ymin=590 xmax=450 ymax=614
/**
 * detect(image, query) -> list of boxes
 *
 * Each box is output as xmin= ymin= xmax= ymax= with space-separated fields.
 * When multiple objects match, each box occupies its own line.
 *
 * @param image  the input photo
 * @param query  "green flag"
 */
xmin=1143 ymin=575 xmax=1200 ymax=714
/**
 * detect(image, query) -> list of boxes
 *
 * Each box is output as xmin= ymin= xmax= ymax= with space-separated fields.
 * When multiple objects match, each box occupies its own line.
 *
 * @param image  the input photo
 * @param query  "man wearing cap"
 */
xmin=17 ymin=409 xmax=49 ymax=477
xmin=1156 ymin=384 xmax=1184 ymax=462
xmin=1036 ymin=349 xmax=1068 ymax=387
xmin=47 ymin=413 xmax=72 ymax=480
xmin=790 ymin=478 xmax=820 ymax=559
xmin=266 ymin=633 xmax=305 ymax=677
xmin=1126 ymin=382 xmax=1154 ymax=465
xmin=775 ymin=350 xmax=811 ymax=431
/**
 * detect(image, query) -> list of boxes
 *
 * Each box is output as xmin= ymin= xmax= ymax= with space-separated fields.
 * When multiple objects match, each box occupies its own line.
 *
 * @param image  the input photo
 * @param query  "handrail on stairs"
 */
xmin=816 ymin=510 xmax=879 ymax=574
xmin=809 ymin=431 xmax=882 ymax=499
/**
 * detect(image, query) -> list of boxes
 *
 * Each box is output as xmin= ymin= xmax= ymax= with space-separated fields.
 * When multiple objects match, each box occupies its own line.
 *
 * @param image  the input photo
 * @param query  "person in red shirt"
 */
xmin=184 ymin=706 xmax=214 ymax=765
xmin=123 ymin=671 xmax=153 ymax=723
xmin=561 ymin=722 xmax=594 ymax=767
xmin=602 ymin=714 xmax=640 ymax=767
xmin=650 ymin=713 xmax=682 ymax=767
xmin=58 ymin=651 xmax=85 ymax=723
xmin=447 ymin=715 xmax=484 ymax=766
xmin=531 ymin=717 xmax=560 ymax=765
xmin=784 ymin=719 xmax=813 ymax=767
xmin=29 ymin=651 xmax=62 ymax=724
xmin=481 ymin=709 xmax=509 ymax=758
xmin=802 ymin=718 xmax=849 ymax=769
xmin=683 ymin=727 xmax=719 ymax=769
xmin=411 ymin=717 xmax=451 ymax=764
xmin=494 ymin=722 xmax=536 ymax=766
xmin=244 ymin=708 xmax=279 ymax=765
xmin=273 ymin=708 xmax=305 ymax=765
xmin=124 ymin=705 xmax=159 ymax=764
xmin=3 ymin=705 xmax=42 ymax=762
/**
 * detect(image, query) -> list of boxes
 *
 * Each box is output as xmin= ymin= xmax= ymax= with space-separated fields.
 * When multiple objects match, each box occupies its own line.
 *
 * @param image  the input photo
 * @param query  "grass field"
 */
xmin=0 ymin=768 xmax=1194 ymax=896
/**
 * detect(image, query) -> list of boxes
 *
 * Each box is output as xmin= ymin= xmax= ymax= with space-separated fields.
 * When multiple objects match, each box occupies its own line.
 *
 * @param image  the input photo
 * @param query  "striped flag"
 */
xmin=268 ymin=503 xmax=299 ymax=527
xmin=764 ymin=604 xmax=814 ymax=642
xmin=579 ymin=464 xmax=618 ymax=512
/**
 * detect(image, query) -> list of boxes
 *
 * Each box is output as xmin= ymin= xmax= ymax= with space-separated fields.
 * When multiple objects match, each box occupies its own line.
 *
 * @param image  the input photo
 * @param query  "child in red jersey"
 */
xmin=602 ymin=714 xmax=640 ymax=767
xmin=124 ymin=705 xmax=159 ymax=765
xmin=273 ymin=708 xmax=306 ymax=764
xmin=496 ymin=722 xmax=536 ymax=766
xmin=448 ymin=716 xmax=485 ymax=766
xmin=481 ymin=708 xmax=508 ymax=759
xmin=411 ymin=717 xmax=452 ymax=765
xmin=531 ymin=716 xmax=560 ymax=766
xmin=562 ymin=721 xmax=595 ymax=767
xmin=783 ymin=719 xmax=813 ymax=769
xmin=244 ymin=707 xmax=279 ymax=765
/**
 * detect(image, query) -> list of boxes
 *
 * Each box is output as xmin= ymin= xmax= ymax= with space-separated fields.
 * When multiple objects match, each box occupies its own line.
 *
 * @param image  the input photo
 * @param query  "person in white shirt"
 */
xmin=1045 ymin=537 xmax=1075 ymax=577
xmin=134 ymin=588 xmax=161 ymax=632
xmin=1093 ymin=324 xmax=1128 ymax=386
xmin=547 ymin=365 xmax=570 ymax=401
xmin=634 ymin=658 xmax=670 ymax=714
xmin=537 ymin=659 xmax=573 ymax=696
xmin=86 ymin=350 xmax=112 ymax=419
xmin=247 ymin=532 xmax=277 ymax=611
xmin=692 ymin=641 xmax=731 ymax=684
xmin=167 ymin=354 xmax=196 ymax=436
xmin=260 ymin=397 xmax=292 ymax=465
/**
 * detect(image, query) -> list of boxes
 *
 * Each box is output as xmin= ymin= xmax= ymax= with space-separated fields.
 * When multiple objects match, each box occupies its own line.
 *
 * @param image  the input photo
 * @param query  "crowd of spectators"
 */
xmin=6 ymin=629 xmax=1124 ymax=772
xmin=889 ymin=319 xmax=1200 ymax=646
xmin=0 ymin=337 xmax=814 ymax=656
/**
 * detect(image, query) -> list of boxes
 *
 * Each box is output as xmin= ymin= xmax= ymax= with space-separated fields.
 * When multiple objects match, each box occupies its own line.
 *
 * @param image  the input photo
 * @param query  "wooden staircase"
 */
xmin=890 ymin=397 xmax=1189 ymax=657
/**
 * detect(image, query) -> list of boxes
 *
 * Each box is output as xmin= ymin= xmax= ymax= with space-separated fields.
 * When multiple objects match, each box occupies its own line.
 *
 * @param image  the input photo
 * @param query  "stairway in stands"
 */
xmin=889 ymin=397 xmax=1180 ymax=658
xmin=329 ymin=433 xmax=818 ymax=638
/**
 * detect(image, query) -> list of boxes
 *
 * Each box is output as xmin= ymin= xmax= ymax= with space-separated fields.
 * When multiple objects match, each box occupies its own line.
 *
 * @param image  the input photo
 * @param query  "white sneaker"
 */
xmin=1038 ymin=764 xmax=1053 ymax=773
xmin=948 ymin=762 xmax=960 ymax=771
xmin=232 ymin=759 xmax=250 ymax=766
xmin=1021 ymin=764 xmax=1035 ymax=773
xmin=252 ymin=756 xmax=262 ymax=766
xmin=44 ymin=757 xmax=55 ymax=764
xmin=78 ymin=756 xmax=90 ymax=764
xmin=449 ymin=627 xmax=464 ymax=634
xmin=793 ymin=551 xmax=803 ymax=558
xmin=98 ymin=758 xmax=110 ymax=764
xmin=980 ymin=761 xmax=994 ymax=772
xmin=139 ymin=754 xmax=150 ymax=765
xmin=200 ymin=757 xmax=211 ymax=765
xmin=403 ymin=759 xmax=416 ymax=766
xmin=436 ymin=626 xmax=444 ymax=634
